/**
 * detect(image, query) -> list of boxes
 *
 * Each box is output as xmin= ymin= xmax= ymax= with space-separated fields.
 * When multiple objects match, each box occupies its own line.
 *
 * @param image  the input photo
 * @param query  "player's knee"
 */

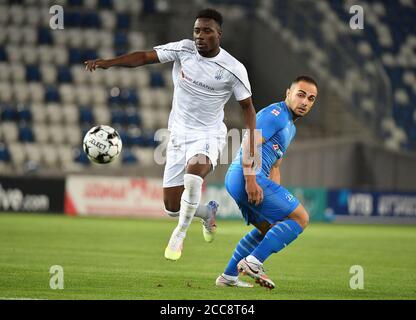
xmin=289 ymin=206 xmax=310 ymax=230
xmin=164 ymin=208 xmax=180 ymax=218
xmin=163 ymin=198 xmax=180 ymax=214
xmin=297 ymin=210 xmax=310 ymax=230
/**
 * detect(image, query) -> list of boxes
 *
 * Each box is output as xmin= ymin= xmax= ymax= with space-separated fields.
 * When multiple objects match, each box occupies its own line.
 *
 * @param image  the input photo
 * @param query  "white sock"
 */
xmin=165 ymin=209 xmax=179 ymax=218
xmin=177 ymin=174 xmax=203 ymax=233
xmin=222 ymin=273 xmax=238 ymax=281
xmin=246 ymin=255 xmax=262 ymax=266
xmin=194 ymin=203 xmax=210 ymax=220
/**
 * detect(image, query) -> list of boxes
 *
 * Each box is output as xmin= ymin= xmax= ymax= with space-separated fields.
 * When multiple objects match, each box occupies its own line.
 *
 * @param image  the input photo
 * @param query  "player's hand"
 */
xmin=84 ymin=59 xmax=110 ymax=72
xmin=245 ymin=176 xmax=263 ymax=206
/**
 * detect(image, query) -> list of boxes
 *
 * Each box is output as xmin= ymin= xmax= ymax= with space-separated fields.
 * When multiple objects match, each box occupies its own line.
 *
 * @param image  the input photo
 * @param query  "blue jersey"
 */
xmin=230 ymin=101 xmax=296 ymax=176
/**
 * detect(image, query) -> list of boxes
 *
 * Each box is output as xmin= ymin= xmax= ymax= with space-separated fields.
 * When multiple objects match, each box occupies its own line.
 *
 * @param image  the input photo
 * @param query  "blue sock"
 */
xmin=224 ymin=228 xmax=264 ymax=276
xmin=251 ymin=220 xmax=303 ymax=263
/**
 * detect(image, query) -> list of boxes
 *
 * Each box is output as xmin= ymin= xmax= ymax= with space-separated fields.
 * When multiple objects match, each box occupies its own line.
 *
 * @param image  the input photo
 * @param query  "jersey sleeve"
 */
xmin=232 ymin=64 xmax=252 ymax=101
xmin=256 ymin=105 xmax=286 ymax=141
xmin=154 ymin=39 xmax=188 ymax=63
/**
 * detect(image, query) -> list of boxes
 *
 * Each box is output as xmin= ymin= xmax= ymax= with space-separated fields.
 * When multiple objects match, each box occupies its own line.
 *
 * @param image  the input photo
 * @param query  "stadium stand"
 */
xmin=210 ymin=0 xmax=416 ymax=151
xmin=0 ymin=0 xmax=172 ymax=173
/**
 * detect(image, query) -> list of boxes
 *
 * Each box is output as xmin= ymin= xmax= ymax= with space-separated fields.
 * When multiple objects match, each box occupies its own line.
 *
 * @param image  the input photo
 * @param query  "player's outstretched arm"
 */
xmin=84 ymin=50 xmax=160 ymax=72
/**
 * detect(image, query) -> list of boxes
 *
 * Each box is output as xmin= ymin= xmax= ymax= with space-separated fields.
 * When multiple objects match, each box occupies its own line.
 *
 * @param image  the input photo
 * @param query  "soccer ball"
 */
xmin=83 ymin=125 xmax=122 ymax=164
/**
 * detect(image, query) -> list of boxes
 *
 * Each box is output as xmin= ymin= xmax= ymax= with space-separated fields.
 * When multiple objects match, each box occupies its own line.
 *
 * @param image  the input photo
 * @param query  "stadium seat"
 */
xmin=41 ymin=144 xmax=59 ymax=167
xmin=1 ymin=104 xmax=17 ymax=121
xmin=98 ymin=0 xmax=113 ymax=9
xmin=149 ymin=71 xmax=165 ymax=88
xmin=0 ymin=143 xmax=10 ymax=163
xmin=49 ymin=125 xmax=66 ymax=144
xmin=0 ymin=46 xmax=6 ymax=61
xmin=74 ymin=147 xmax=90 ymax=165
xmin=33 ymin=124 xmax=49 ymax=143
xmin=79 ymin=106 xmax=94 ymax=124
xmin=18 ymin=125 xmax=34 ymax=142
xmin=38 ymin=27 xmax=53 ymax=45
xmin=122 ymin=147 xmax=138 ymax=164
xmin=26 ymin=65 xmax=41 ymax=82
xmin=8 ymin=142 xmax=26 ymax=167
xmin=17 ymin=105 xmax=32 ymax=122
xmin=62 ymin=104 xmax=79 ymax=124
xmin=57 ymin=65 xmax=73 ymax=83
xmin=25 ymin=143 xmax=42 ymax=164
xmin=44 ymin=85 xmax=61 ymax=102
xmin=46 ymin=103 xmax=64 ymax=123
xmin=40 ymin=65 xmax=58 ymax=84
xmin=66 ymin=124 xmax=82 ymax=146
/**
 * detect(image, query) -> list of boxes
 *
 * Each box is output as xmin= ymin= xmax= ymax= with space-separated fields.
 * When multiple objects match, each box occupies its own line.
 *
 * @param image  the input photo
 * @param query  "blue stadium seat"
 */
xmin=1 ymin=105 xmax=17 ymax=121
xmin=116 ymin=13 xmax=131 ymax=29
xmin=79 ymin=106 xmax=94 ymax=124
xmin=17 ymin=106 xmax=32 ymax=122
xmin=82 ymin=12 xmax=101 ymax=28
xmin=114 ymin=32 xmax=128 ymax=48
xmin=68 ymin=0 xmax=83 ymax=7
xmin=74 ymin=148 xmax=90 ymax=165
xmin=122 ymin=148 xmax=138 ymax=164
xmin=57 ymin=66 xmax=73 ymax=83
xmin=38 ymin=27 xmax=53 ymax=45
xmin=65 ymin=11 xmax=82 ymax=27
xmin=150 ymin=71 xmax=165 ymax=88
xmin=69 ymin=48 xmax=82 ymax=65
xmin=98 ymin=0 xmax=113 ymax=9
xmin=26 ymin=65 xmax=41 ymax=82
xmin=116 ymin=127 xmax=130 ymax=146
xmin=121 ymin=88 xmax=139 ymax=105
xmin=143 ymin=0 xmax=156 ymax=15
xmin=126 ymin=109 xmax=141 ymax=126
xmin=0 ymin=144 xmax=10 ymax=162
xmin=82 ymin=49 xmax=98 ymax=61
xmin=19 ymin=125 xmax=34 ymax=142
xmin=128 ymin=130 xmax=145 ymax=146
xmin=0 ymin=46 xmax=7 ymax=61
xmin=44 ymin=85 xmax=60 ymax=102
xmin=110 ymin=108 xmax=126 ymax=125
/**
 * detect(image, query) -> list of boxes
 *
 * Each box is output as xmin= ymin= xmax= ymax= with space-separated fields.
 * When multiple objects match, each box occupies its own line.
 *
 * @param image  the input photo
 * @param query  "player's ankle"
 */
xmin=246 ymin=255 xmax=262 ymax=266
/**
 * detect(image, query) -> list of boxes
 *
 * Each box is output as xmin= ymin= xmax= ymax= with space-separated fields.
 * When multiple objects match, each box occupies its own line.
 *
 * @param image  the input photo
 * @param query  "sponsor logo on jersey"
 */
xmin=272 ymin=144 xmax=280 ymax=151
xmin=215 ymin=69 xmax=224 ymax=80
xmin=286 ymin=193 xmax=294 ymax=202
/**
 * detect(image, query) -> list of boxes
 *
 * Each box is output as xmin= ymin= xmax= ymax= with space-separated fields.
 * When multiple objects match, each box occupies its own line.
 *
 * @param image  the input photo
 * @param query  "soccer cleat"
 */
xmin=164 ymin=229 xmax=185 ymax=261
xmin=237 ymin=258 xmax=276 ymax=289
xmin=215 ymin=274 xmax=254 ymax=288
xmin=201 ymin=201 xmax=218 ymax=243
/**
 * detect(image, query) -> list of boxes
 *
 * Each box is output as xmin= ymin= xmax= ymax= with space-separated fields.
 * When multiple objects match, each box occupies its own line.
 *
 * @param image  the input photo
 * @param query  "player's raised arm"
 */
xmin=84 ymin=50 xmax=160 ymax=72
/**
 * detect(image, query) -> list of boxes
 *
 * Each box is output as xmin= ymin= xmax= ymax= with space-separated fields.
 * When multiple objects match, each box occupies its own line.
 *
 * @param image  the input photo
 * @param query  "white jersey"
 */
xmin=154 ymin=39 xmax=252 ymax=136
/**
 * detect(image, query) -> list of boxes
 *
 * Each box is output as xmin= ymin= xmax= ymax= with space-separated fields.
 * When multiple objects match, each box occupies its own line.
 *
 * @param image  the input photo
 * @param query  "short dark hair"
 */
xmin=196 ymin=8 xmax=223 ymax=27
xmin=292 ymin=75 xmax=318 ymax=89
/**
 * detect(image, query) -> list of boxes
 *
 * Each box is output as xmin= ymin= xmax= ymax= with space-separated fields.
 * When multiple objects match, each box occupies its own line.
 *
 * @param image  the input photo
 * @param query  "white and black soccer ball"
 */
xmin=83 ymin=125 xmax=122 ymax=164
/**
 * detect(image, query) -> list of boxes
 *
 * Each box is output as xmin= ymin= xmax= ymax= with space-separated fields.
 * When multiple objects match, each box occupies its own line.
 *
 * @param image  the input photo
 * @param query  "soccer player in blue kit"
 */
xmin=216 ymin=76 xmax=318 ymax=289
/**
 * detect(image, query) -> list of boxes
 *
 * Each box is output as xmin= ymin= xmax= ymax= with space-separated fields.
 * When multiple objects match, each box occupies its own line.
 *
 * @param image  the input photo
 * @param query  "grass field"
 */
xmin=0 ymin=213 xmax=415 ymax=300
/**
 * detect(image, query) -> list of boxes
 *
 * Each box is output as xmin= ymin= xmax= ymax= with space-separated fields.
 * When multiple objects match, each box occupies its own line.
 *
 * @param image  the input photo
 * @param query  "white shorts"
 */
xmin=163 ymin=133 xmax=226 ymax=188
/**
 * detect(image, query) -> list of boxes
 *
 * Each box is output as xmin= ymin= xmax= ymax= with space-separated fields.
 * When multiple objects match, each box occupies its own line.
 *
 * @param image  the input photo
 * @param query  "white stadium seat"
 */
xmin=33 ymin=124 xmax=49 ymax=143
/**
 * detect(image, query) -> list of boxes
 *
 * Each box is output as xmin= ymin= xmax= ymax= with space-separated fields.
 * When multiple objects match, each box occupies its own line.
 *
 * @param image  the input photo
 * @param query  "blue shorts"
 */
xmin=225 ymin=166 xmax=300 ymax=225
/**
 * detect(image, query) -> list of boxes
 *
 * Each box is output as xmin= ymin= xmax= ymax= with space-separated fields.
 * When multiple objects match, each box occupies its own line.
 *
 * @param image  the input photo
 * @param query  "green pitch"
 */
xmin=0 ymin=213 xmax=415 ymax=300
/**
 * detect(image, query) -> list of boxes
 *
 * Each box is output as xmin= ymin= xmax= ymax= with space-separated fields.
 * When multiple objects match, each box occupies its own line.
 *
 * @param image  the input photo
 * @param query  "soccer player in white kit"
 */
xmin=84 ymin=9 xmax=258 ymax=261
